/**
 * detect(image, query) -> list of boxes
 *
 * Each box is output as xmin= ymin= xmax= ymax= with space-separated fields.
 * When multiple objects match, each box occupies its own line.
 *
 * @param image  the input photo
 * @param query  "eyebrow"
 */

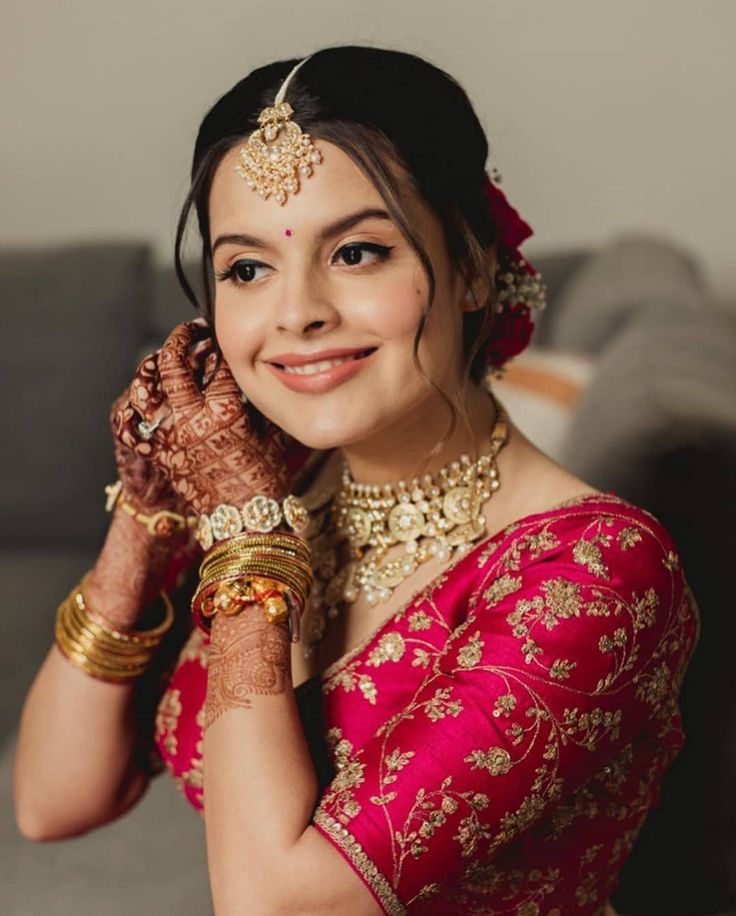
xmin=211 ymin=207 xmax=393 ymax=255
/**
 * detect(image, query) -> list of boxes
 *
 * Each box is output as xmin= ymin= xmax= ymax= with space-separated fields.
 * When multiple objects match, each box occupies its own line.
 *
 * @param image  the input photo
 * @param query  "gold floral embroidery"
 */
xmin=423 ymin=686 xmax=463 ymax=721
xmin=320 ymin=727 xmax=366 ymax=824
xmin=508 ymin=577 xmax=582 ymax=635
xmin=176 ymin=626 xmax=209 ymax=666
xmin=663 ymin=549 xmax=680 ymax=570
xmin=464 ymin=746 xmax=513 ymax=776
xmin=549 ymin=658 xmax=577 ymax=680
xmin=562 ymin=707 xmax=622 ymax=749
xmin=494 ymin=526 xmax=561 ymax=572
xmin=179 ymin=704 xmax=205 ymax=789
xmin=323 ymin=662 xmax=378 ymax=705
xmin=631 ymin=587 xmax=660 ymax=630
xmin=618 ymin=526 xmax=643 ymax=550
xmin=575 ymin=870 xmax=601 ymax=906
xmin=493 ymin=692 xmax=517 ymax=717
xmin=383 ymin=747 xmax=415 ymax=784
xmin=634 ymin=661 xmax=672 ymax=710
xmin=411 ymin=647 xmax=433 ymax=668
xmin=408 ymin=609 xmax=433 ymax=631
xmin=457 ymin=631 xmax=484 ymax=668
xmin=573 ymin=538 xmax=609 ymax=579
xmin=482 ymin=572 xmax=523 ymax=606
xmin=366 ymin=632 xmax=406 ymax=666
xmin=155 ymin=688 xmax=182 ymax=757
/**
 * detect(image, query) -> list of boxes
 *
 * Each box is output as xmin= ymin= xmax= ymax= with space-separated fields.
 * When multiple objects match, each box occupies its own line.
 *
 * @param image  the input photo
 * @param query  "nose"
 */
xmin=273 ymin=267 xmax=340 ymax=338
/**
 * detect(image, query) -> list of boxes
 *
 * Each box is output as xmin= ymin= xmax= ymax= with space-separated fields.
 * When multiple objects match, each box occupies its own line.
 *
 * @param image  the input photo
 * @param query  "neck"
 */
xmin=339 ymin=383 xmax=499 ymax=486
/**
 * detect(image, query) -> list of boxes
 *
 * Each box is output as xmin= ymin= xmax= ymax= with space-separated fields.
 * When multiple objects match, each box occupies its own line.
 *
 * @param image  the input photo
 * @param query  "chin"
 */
xmin=245 ymin=397 xmax=360 ymax=451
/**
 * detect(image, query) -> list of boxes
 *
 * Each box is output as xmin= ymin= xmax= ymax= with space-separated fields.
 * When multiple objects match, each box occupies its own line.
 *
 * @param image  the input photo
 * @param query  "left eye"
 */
xmin=333 ymin=242 xmax=393 ymax=267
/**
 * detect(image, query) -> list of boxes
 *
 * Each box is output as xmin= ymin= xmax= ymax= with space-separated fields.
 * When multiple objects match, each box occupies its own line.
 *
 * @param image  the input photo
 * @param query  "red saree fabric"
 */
xmin=150 ymin=492 xmax=699 ymax=914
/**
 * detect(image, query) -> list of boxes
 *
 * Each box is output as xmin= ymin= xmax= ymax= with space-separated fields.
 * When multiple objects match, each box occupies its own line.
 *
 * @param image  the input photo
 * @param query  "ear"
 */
xmin=458 ymin=243 xmax=498 ymax=313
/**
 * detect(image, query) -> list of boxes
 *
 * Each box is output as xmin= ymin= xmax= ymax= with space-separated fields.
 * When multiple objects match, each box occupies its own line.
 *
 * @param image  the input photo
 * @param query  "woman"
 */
xmin=15 ymin=46 xmax=699 ymax=915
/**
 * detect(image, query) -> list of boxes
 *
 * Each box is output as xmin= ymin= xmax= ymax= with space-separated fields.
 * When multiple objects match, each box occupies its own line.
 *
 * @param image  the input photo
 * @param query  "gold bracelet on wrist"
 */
xmin=54 ymin=572 xmax=175 ymax=684
xmin=191 ymin=531 xmax=312 ymax=642
xmin=195 ymin=495 xmax=309 ymax=550
xmin=104 ymin=480 xmax=198 ymax=538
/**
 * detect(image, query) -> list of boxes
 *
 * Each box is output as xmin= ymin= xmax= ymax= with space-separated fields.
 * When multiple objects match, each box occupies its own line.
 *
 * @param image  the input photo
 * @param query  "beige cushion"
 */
xmin=490 ymin=347 xmax=595 ymax=463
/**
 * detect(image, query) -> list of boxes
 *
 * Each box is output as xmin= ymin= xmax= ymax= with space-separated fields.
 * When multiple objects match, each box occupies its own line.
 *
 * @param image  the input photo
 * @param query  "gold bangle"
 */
xmin=191 ymin=530 xmax=312 ymax=640
xmin=54 ymin=574 xmax=175 ymax=684
xmin=104 ymin=480 xmax=198 ymax=538
xmin=194 ymin=559 xmax=312 ymax=609
xmin=75 ymin=573 xmax=175 ymax=643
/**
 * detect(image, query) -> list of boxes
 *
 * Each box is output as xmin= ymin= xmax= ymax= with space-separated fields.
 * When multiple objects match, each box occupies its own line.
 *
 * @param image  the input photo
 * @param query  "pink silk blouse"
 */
xmin=145 ymin=491 xmax=699 ymax=915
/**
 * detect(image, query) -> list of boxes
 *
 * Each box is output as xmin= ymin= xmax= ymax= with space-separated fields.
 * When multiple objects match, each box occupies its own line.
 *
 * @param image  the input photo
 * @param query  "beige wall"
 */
xmin=2 ymin=0 xmax=734 ymax=303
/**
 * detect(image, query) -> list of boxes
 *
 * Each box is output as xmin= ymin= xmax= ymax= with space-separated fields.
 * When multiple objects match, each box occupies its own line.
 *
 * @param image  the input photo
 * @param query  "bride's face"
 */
xmin=208 ymin=139 xmax=469 ymax=449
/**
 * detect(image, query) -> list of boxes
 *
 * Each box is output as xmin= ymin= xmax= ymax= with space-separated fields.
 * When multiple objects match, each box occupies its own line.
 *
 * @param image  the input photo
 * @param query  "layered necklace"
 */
xmin=300 ymin=397 xmax=510 ymax=659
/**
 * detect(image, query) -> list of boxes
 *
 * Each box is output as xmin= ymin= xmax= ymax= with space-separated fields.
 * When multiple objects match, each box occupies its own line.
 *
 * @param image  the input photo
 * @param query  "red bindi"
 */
xmin=284 ymin=228 xmax=294 ymax=237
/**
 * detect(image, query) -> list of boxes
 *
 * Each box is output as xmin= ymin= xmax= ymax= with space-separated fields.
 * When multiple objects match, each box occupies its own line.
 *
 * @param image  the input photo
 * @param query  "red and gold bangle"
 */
xmin=191 ymin=531 xmax=312 ymax=641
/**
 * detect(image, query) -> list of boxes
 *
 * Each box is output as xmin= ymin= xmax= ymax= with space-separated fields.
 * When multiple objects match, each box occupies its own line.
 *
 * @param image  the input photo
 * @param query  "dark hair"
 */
xmin=174 ymin=45 xmax=500 ymax=458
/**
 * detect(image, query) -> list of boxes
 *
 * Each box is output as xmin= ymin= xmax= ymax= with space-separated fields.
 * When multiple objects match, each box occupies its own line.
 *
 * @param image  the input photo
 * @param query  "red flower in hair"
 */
xmin=479 ymin=174 xmax=542 ymax=371
xmin=483 ymin=179 xmax=534 ymax=252
xmin=484 ymin=302 xmax=536 ymax=371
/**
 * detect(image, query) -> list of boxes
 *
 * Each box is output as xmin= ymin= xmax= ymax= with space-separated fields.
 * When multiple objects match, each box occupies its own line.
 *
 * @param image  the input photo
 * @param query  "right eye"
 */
xmin=215 ymin=260 xmax=271 ymax=285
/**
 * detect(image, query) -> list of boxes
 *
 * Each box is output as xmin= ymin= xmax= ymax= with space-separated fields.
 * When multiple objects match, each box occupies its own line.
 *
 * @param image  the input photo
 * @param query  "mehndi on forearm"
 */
xmin=204 ymin=609 xmax=291 ymax=731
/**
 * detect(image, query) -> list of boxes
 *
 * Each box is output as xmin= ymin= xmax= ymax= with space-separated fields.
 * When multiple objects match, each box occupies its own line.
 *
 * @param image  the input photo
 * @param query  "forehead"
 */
xmin=208 ymin=140 xmax=390 ymax=233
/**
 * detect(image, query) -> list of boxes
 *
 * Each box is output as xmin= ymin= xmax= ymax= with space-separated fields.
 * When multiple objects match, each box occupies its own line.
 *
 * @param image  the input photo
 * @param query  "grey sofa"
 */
xmin=2 ymin=234 xmax=735 ymax=915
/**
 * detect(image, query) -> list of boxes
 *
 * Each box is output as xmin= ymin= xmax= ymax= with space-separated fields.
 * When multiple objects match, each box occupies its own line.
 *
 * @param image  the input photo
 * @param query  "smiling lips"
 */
xmin=265 ymin=346 xmax=377 ymax=393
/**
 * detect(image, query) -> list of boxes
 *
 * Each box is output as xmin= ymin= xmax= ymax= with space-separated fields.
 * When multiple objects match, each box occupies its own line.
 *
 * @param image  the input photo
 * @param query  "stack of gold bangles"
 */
xmin=191 ymin=529 xmax=312 ymax=643
xmin=55 ymin=572 xmax=175 ymax=684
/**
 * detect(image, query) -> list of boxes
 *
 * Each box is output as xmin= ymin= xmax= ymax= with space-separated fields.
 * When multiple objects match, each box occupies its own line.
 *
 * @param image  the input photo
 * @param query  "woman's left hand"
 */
xmin=139 ymin=320 xmax=291 ymax=516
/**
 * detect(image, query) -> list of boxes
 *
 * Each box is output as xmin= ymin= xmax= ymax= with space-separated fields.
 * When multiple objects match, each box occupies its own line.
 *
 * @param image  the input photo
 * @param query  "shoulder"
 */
xmin=448 ymin=493 xmax=698 ymax=692
xmin=475 ymin=492 xmax=683 ymax=588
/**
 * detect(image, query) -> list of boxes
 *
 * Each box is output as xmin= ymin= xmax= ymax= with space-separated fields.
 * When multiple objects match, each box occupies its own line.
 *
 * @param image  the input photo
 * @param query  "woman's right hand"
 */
xmin=84 ymin=333 xmax=218 ymax=629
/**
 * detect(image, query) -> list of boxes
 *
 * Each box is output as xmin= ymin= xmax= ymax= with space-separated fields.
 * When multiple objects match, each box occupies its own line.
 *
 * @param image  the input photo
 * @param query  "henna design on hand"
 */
xmin=139 ymin=321 xmax=292 ymax=515
xmin=110 ymin=352 xmax=184 ymax=515
xmin=204 ymin=610 xmax=291 ymax=731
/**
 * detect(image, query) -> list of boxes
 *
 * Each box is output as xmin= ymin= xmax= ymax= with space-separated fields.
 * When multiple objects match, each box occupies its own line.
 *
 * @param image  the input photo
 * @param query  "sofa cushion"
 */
xmin=0 ymin=243 xmax=152 ymax=548
xmin=545 ymin=233 xmax=708 ymax=355
xmin=490 ymin=347 xmax=595 ymax=463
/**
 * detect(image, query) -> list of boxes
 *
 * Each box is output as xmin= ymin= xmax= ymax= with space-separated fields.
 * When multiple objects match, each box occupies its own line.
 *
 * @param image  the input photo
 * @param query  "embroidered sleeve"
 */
xmin=310 ymin=513 xmax=698 ymax=913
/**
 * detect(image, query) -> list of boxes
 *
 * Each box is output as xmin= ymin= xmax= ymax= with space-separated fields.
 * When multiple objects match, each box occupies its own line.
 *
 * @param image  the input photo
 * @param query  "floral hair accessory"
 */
xmin=481 ymin=174 xmax=547 ymax=376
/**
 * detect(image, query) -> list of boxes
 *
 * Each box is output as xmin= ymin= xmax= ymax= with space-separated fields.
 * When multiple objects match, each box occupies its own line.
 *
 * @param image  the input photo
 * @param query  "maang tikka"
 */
xmin=235 ymin=55 xmax=323 ymax=205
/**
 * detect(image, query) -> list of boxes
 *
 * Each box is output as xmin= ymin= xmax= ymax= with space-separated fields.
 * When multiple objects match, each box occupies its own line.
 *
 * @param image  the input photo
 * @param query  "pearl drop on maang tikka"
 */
xmin=235 ymin=56 xmax=322 ymax=206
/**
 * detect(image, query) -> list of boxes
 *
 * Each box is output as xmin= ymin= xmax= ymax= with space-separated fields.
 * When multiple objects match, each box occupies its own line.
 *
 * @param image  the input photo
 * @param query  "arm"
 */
xmin=202 ymin=608 xmax=382 ymax=916
xmin=13 ymin=509 xmax=193 ymax=841
xmin=201 ymin=513 xmax=698 ymax=915
xmin=13 ymin=346 xmax=204 ymax=842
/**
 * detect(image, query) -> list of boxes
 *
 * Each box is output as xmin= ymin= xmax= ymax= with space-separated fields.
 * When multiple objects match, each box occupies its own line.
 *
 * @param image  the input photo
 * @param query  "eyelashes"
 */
xmin=215 ymin=242 xmax=395 ymax=287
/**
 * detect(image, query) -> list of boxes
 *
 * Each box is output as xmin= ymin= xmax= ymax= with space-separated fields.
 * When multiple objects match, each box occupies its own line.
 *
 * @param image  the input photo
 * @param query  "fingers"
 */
xmin=158 ymin=321 xmax=207 ymax=413
xmin=129 ymin=352 xmax=166 ymax=419
xmin=206 ymin=356 xmax=243 ymax=401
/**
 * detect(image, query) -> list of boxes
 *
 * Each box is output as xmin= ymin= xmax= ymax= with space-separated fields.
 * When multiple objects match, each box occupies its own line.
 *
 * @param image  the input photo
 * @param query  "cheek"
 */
xmin=349 ymin=269 xmax=426 ymax=344
xmin=213 ymin=302 xmax=260 ymax=380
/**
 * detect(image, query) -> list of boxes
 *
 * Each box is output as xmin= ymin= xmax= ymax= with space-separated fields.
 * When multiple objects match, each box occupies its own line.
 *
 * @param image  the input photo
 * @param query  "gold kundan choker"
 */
xmin=302 ymin=397 xmax=510 ymax=658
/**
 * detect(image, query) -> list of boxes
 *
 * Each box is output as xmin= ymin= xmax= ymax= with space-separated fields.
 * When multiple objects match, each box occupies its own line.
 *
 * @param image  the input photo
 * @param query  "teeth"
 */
xmin=281 ymin=353 xmax=366 ymax=375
